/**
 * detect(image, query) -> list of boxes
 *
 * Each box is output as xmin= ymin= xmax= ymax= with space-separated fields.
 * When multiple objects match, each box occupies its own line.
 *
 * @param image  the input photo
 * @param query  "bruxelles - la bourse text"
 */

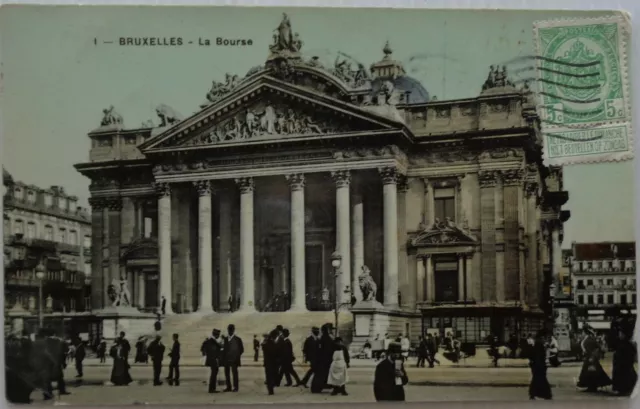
xmin=117 ymin=37 xmax=253 ymax=46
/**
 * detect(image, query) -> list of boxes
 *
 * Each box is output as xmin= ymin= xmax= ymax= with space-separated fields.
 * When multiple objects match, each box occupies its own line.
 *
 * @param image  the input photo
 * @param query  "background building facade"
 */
xmin=3 ymin=171 xmax=92 ymax=320
xmin=571 ymin=241 xmax=637 ymax=332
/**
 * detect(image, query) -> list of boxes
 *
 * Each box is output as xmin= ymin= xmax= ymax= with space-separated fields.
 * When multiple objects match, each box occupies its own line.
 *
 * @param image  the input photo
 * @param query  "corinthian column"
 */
xmin=352 ymin=190 xmax=365 ymax=302
xmin=155 ymin=182 xmax=174 ymax=315
xmin=236 ymin=177 xmax=255 ymax=312
xmin=194 ymin=180 xmax=214 ymax=313
xmin=286 ymin=173 xmax=307 ymax=311
xmin=379 ymin=166 xmax=400 ymax=307
xmin=331 ymin=170 xmax=351 ymax=306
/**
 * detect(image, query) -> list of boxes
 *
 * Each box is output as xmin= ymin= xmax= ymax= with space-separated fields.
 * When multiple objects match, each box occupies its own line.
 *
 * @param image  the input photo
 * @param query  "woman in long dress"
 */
xmin=611 ymin=326 xmax=637 ymax=396
xmin=328 ymin=338 xmax=349 ymax=396
xmin=528 ymin=330 xmax=552 ymax=400
xmin=577 ymin=329 xmax=611 ymax=392
xmin=110 ymin=340 xmax=133 ymax=386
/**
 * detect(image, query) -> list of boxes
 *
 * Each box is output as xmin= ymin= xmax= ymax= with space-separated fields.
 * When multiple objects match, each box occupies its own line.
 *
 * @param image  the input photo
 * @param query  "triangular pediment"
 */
xmin=139 ymin=76 xmax=406 ymax=153
xmin=410 ymin=219 xmax=477 ymax=247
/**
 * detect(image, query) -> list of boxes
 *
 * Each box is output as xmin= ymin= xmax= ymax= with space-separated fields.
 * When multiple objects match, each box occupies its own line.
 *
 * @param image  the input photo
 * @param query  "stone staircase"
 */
xmin=154 ymin=311 xmax=354 ymax=360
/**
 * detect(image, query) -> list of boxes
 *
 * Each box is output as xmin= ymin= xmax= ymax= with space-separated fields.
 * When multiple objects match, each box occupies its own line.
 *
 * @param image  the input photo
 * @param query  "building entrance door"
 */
xmin=145 ymin=274 xmax=159 ymax=311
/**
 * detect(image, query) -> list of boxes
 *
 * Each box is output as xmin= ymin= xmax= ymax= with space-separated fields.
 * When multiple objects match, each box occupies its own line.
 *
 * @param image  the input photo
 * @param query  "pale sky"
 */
xmin=0 ymin=6 xmax=635 ymax=247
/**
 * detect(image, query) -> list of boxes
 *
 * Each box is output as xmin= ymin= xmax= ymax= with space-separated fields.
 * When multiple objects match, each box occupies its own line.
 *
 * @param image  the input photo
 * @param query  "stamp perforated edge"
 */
xmin=532 ymin=13 xmax=632 ymax=130
xmin=540 ymin=121 xmax=634 ymax=166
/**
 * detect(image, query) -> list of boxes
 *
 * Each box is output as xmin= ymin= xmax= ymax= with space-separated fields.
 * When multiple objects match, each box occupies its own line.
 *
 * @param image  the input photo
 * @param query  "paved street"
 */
xmin=22 ymin=362 xmax=627 ymax=405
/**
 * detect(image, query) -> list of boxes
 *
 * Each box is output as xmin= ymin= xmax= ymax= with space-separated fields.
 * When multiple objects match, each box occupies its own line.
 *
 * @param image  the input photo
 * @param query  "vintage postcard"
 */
xmin=1 ymin=5 xmax=637 ymax=405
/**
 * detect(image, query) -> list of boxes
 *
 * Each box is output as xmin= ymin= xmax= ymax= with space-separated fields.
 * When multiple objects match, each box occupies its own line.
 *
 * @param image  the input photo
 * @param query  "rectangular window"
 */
xmin=434 ymin=188 xmax=456 ymax=222
xmin=27 ymin=191 xmax=36 ymax=204
xmin=597 ymin=294 xmax=604 ymax=304
xmin=83 ymin=235 xmax=91 ymax=248
xmin=13 ymin=220 xmax=24 ymax=235
xmin=26 ymin=222 xmax=36 ymax=239
xmin=577 ymin=280 xmax=584 ymax=289
xmin=587 ymin=295 xmax=594 ymax=305
xmin=587 ymin=279 xmax=593 ymax=286
xmin=631 ymin=293 xmax=636 ymax=305
xmin=607 ymin=294 xmax=614 ymax=304
xmin=620 ymin=294 xmax=627 ymax=305
xmin=433 ymin=257 xmax=459 ymax=302
xmin=58 ymin=228 xmax=66 ymax=243
xmin=578 ymin=295 xmax=584 ymax=305
xmin=44 ymin=225 xmax=53 ymax=241
xmin=597 ymin=279 xmax=604 ymax=287
xmin=607 ymin=279 xmax=613 ymax=286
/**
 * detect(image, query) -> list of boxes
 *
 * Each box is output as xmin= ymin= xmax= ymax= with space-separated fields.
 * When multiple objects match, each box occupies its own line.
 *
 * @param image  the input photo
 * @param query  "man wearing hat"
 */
xmin=373 ymin=343 xmax=408 ymax=401
xmin=300 ymin=326 xmax=320 ymax=387
xmin=202 ymin=329 xmax=223 ymax=393
xmin=222 ymin=324 xmax=244 ymax=392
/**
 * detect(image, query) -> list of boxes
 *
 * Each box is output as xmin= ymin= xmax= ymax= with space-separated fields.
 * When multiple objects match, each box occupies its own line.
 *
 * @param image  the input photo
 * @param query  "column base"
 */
xmin=194 ymin=307 xmax=215 ymax=315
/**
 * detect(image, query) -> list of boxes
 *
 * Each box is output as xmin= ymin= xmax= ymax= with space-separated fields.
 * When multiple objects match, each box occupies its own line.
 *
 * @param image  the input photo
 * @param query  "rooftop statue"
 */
xmin=100 ymin=105 xmax=123 ymax=127
xmin=482 ymin=64 xmax=515 ymax=92
xmin=155 ymin=104 xmax=183 ymax=127
xmin=269 ymin=13 xmax=302 ymax=54
xmin=206 ymin=73 xmax=240 ymax=104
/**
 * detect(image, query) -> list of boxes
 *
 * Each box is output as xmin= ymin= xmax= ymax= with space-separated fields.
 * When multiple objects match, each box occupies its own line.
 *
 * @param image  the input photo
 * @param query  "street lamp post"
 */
xmin=330 ymin=251 xmax=352 ymax=337
xmin=549 ymin=283 xmax=557 ymax=334
xmin=35 ymin=262 xmax=46 ymax=329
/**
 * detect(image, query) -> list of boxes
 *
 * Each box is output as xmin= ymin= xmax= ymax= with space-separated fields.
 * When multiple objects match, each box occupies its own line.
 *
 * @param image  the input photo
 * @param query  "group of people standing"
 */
xmin=199 ymin=324 xmax=245 ymax=393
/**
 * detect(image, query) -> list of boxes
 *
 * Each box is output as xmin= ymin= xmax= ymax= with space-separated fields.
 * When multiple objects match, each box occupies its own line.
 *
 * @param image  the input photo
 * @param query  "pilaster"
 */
xmin=478 ymin=170 xmax=497 ymax=301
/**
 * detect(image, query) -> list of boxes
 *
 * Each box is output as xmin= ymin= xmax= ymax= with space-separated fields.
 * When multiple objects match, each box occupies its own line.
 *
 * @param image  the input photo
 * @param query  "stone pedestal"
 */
xmin=94 ymin=306 xmax=156 ymax=340
xmin=350 ymin=301 xmax=421 ymax=351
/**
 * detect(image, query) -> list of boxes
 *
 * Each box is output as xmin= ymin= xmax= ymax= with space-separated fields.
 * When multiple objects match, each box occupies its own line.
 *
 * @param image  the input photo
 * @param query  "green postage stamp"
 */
xmin=534 ymin=14 xmax=633 ymax=165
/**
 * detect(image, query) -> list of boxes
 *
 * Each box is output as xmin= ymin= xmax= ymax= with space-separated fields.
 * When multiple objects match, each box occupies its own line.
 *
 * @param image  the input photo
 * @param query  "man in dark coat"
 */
xmin=310 ymin=323 xmax=335 ymax=393
xmin=223 ymin=324 xmax=244 ymax=392
xmin=97 ymin=338 xmax=107 ymax=363
xmin=300 ymin=326 xmax=320 ymax=387
xmin=117 ymin=331 xmax=131 ymax=362
xmin=46 ymin=330 xmax=70 ymax=396
xmin=147 ymin=335 xmax=165 ymax=386
xmin=30 ymin=329 xmax=55 ymax=400
xmin=262 ymin=330 xmax=279 ymax=395
xmin=374 ymin=343 xmax=408 ymax=401
xmin=253 ymin=335 xmax=260 ymax=362
xmin=277 ymin=328 xmax=302 ymax=386
xmin=74 ymin=338 xmax=86 ymax=378
xmin=202 ymin=329 xmax=223 ymax=393
xmin=167 ymin=333 xmax=181 ymax=386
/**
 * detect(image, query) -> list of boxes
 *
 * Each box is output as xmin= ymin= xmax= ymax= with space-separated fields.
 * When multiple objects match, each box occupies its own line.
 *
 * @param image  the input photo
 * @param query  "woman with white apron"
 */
xmin=328 ymin=338 xmax=350 ymax=396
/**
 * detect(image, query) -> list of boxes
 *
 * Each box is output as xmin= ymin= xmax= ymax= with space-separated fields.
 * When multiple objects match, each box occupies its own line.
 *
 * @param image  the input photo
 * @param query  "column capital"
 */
xmin=378 ymin=166 xmax=402 ymax=185
xmin=88 ymin=197 xmax=107 ymax=211
xmin=478 ymin=170 xmax=498 ymax=188
xmin=525 ymin=181 xmax=539 ymax=197
xmin=193 ymin=180 xmax=213 ymax=196
xmin=105 ymin=197 xmax=123 ymax=211
xmin=235 ymin=177 xmax=254 ymax=193
xmin=502 ymin=168 xmax=524 ymax=186
xmin=153 ymin=182 xmax=171 ymax=197
xmin=331 ymin=170 xmax=351 ymax=188
xmin=285 ymin=173 xmax=305 ymax=191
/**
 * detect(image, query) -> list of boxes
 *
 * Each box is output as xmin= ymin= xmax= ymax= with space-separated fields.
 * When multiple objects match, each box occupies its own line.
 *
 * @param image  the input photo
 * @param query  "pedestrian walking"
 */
xmin=373 ymin=343 xmax=408 ymax=401
xmin=311 ymin=323 xmax=335 ymax=393
xmin=416 ymin=336 xmax=426 ymax=367
xmin=31 ymin=329 xmax=55 ymax=400
xmin=161 ymin=296 xmax=167 ymax=316
xmin=328 ymin=337 xmax=349 ymax=396
xmin=135 ymin=336 xmax=149 ymax=363
xmin=263 ymin=330 xmax=279 ymax=395
xmin=202 ymin=329 xmax=223 ymax=393
xmin=611 ymin=322 xmax=637 ymax=396
xmin=110 ymin=339 xmax=133 ymax=386
xmin=528 ymin=329 xmax=552 ymax=400
xmin=577 ymin=328 xmax=611 ymax=392
xmin=147 ymin=335 xmax=165 ymax=386
xmin=253 ymin=334 xmax=260 ymax=362
xmin=167 ymin=333 xmax=181 ymax=386
xmin=277 ymin=328 xmax=302 ymax=386
xmin=223 ymin=324 xmax=244 ymax=392
xmin=97 ymin=338 xmax=107 ymax=363
xmin=300 ymin=326 xmax=320 ymax=387
xmin=74 ymin=338 xmax=86 ymax=378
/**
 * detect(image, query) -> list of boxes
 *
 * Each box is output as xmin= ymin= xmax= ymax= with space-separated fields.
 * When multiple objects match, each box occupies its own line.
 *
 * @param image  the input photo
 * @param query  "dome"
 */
xmin=371 ymin=75 xmax=431 ymax=104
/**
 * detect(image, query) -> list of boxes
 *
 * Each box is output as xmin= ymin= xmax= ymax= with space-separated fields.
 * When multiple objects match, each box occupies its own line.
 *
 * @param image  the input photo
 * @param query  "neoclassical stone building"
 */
xmin=76 ymin=15 xmax=569 ymax=342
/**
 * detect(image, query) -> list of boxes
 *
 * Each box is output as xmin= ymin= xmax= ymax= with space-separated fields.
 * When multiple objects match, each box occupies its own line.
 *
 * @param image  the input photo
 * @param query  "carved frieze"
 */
xmin=185 ymin=101 xmax=351 ymax=146
xmin=460 ymin=105 xmax=477 ymax=116
xmin=333 ymin=145 xmax=402 ymax=160
xmin=410 ymin=218 xmax=477 ymax=246
xmin=435 ymin=107 xmax=451 ymax=119
xmin=89 ymin=176 xmax=120 ymax=190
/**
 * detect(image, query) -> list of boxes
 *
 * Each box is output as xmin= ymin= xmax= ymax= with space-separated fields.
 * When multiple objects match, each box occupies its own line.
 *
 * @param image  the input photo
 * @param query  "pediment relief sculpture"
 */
xmin=185 ymin=101 xmax=359 ymax=146
xmin=410 ymin=217 xmax=477 ymax=247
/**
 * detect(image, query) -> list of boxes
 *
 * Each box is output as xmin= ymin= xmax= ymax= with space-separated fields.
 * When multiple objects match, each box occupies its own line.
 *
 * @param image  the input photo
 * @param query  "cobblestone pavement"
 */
xmin=19 ymin=364 xmax=627 ymax=405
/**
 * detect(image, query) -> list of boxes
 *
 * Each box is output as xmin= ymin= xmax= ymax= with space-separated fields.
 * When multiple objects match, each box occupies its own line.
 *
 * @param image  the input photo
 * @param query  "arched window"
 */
xmin=27 ymin=190 xmax=36 ymax=204
xmin=13 ymin=187 xmax=22 ymax=200
xmin=26 ymin=222 xmax=36 ymax=238
xmin=13 ymin=219 xmax=24 ymax=235
xmin=44 ymin=225 xmax=53 ymax=241
xmin=83 ymin=235 xmax=91 ymax=249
